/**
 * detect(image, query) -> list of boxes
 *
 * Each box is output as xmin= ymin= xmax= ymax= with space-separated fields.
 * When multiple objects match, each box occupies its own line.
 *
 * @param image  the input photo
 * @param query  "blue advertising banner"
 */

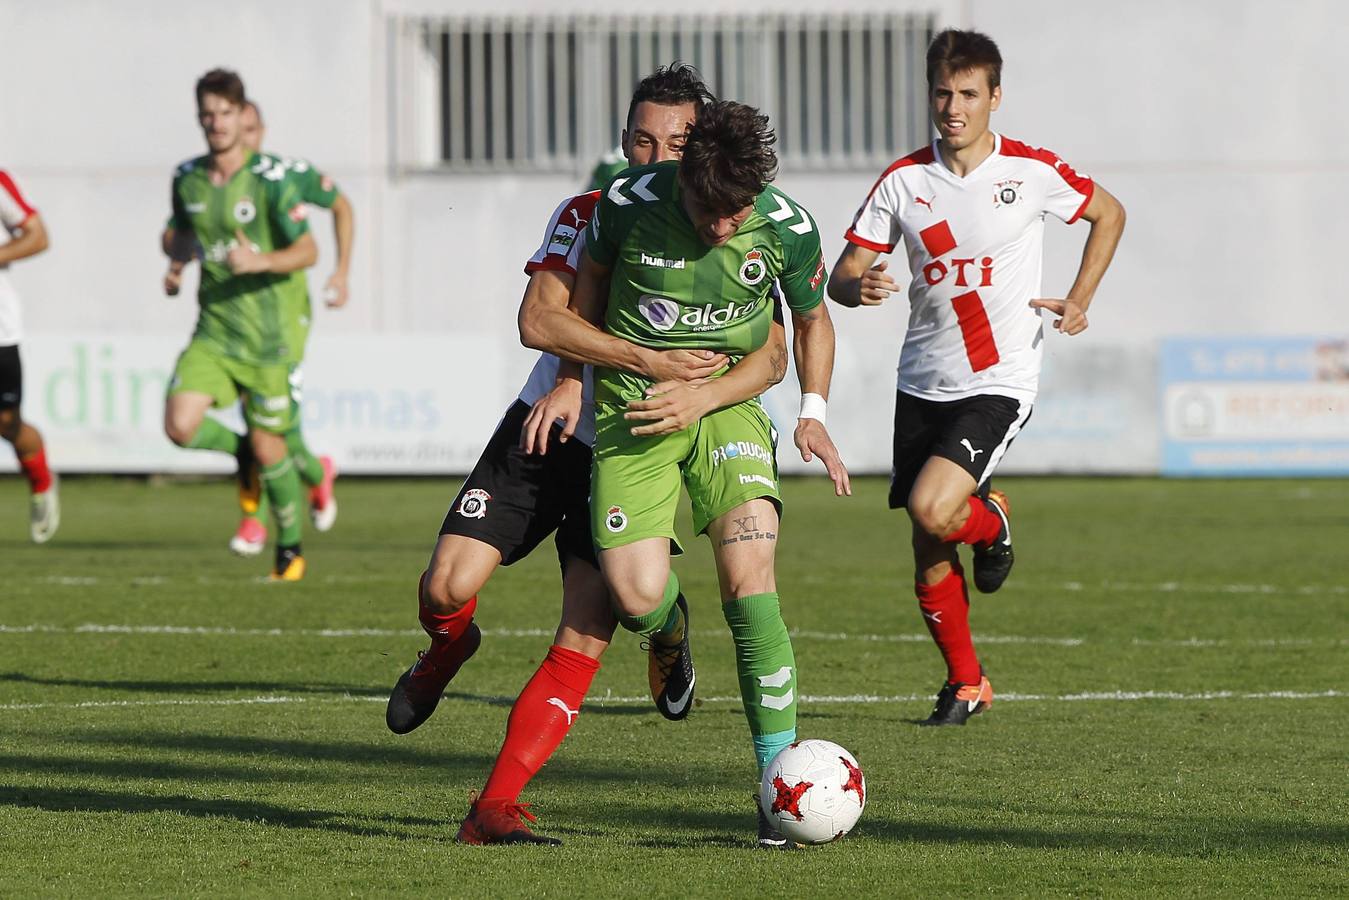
xmin=1161 ymin=338 xmax=1349 ymax=476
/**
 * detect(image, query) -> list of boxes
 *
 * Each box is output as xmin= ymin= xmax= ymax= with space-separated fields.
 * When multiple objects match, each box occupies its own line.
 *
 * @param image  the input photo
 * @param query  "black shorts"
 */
xmin=888 ymin=390 xmax=1032 ymax=509
xmin=440 ymin=399 xmax=597 ymax=569
xmin=0 ymin=344 xmax=20 ymax=410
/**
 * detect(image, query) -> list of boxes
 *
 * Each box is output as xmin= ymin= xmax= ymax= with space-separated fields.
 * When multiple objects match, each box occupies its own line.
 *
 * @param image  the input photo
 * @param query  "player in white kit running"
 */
xmin=828 ymin=29 xmax=1125 ymax=725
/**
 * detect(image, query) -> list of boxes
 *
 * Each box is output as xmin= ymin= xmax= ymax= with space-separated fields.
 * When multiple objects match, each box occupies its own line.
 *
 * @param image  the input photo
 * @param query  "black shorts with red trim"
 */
xmin=888 ymin=389 xmax=1033 ymax=509
xmin=0 ymin=344 xmax=21 ymax=410
xmin=440 ymin=399 xmax=597 ymax=569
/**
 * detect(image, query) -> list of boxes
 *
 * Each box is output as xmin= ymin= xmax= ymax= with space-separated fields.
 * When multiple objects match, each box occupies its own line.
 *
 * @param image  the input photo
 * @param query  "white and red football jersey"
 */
xmin=0 ymin=169 xmax=39 ymax=345
xmin=846 ymin=134 xmax=1093 ymax=403
xmin=517 ymin=190 xmax=600 ymax=446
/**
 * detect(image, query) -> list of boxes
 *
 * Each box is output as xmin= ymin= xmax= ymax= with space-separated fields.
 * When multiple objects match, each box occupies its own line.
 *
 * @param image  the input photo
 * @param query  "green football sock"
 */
xmin=618 ymin=570 xmax=680 ymax=637
xmin=285 ymin=427 xmax=324 ymax=486
xmin=260 ymin=456 xmax=304 ymax=545
xmin=722 ymin=592 xmax=798 ymax=771
xmin=187 ymin=418 xmax=242 ymax=454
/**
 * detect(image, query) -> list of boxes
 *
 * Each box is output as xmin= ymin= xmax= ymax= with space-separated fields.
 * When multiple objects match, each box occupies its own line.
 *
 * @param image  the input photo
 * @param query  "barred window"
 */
xmin=390 ymin=13 xmax=935 ymax=174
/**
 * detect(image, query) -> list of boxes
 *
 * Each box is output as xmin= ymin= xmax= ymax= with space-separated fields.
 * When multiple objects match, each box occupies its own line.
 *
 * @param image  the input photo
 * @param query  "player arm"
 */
xmin=229 ymin=229 xmax=318 ymax=275
xmin=0 ymin=212 xmax=48 ymax=265
xmin=827 ymin=243 xmax=898 ymax=308
xmin=518 ymin=254 xmax=640 ymax=369
xmin=624 ymin=320 xmax=788 ymax=437
xmin=1031 ymin=183 xmax=1126 ymax=334
xmin=324 ymin=192 xmax=355 ymax=307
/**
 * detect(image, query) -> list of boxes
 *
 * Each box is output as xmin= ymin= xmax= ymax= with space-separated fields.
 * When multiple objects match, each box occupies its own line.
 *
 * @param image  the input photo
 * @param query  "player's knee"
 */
xmin=163 ymin=416 xmax=196 ymax=447
xmin=0 ymin=409 xmax=19 ymax=442
xmin=721 ymin=563 xmax=776 ymax=600
xmin=907 ymin=499 xmax=955 ymax=539
xmin=606 ymin=570 xmax=668 ymax=618
xmin=421 ymin=564 xmax=479 ymax=614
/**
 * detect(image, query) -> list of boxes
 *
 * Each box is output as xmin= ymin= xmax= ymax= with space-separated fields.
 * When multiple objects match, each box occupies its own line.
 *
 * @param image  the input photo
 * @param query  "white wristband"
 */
xmin=799 ymin=392 xmax=827 ymax=425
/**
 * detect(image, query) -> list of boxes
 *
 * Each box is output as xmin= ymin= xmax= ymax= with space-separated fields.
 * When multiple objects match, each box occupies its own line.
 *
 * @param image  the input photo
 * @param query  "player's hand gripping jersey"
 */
xmin=846 ymin=134 xmax=1093 ymax=403
xmin=586 ymin=160 xmax=826 ymax=406
xmin=169 ymin=151 xmax=312 ymax=366
xmin=519 ymin=190 xmax=601 ymax=446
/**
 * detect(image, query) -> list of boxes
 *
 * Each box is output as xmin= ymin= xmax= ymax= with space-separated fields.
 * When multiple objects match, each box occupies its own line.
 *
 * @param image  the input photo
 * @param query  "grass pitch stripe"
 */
xmin=0 ymin=689 xmax=1341 ymax=714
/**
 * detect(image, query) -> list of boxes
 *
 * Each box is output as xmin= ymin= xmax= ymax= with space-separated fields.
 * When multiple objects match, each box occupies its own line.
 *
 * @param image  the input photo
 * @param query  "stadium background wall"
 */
xmin=1 ymin=0 xmax=1344 ymax=475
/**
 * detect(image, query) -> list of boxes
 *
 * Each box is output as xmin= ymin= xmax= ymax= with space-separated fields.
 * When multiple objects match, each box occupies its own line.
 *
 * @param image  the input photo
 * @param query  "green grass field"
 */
xmin=1 ymin=475 xmax=1345 ymax=897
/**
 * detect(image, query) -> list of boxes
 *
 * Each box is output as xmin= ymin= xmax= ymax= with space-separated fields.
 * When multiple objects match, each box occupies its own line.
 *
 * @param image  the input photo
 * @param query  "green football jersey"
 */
xmin=169 ymin=151 xmax=312 ymax=365
xmin=269 ymin=154 xmax=341 ymax=363
xmin=585 ymin=160 xmax=826 ymax=404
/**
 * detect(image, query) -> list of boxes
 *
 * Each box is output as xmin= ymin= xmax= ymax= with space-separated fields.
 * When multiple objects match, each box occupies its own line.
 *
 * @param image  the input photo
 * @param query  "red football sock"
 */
xmin=945 ymin=496 xmax=1001 ymax=548
xmin=417 ymin=571 xmax=477 ymax=647
xmin=479 ymin=645 xmax=600 ymax=804
xmin=18 ymin=450 xmax=52 ymax=494
xmin=916 ymin=564 xmax=981 ymax=685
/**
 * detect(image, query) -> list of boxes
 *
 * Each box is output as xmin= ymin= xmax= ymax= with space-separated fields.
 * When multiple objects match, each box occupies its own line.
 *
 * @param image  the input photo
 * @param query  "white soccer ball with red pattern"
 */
xmin=759 ymin=739 xmax=866 ymax=845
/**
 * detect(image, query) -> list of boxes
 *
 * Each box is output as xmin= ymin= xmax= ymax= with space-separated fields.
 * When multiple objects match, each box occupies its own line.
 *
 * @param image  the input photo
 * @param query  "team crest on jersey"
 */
xmin=605 ymin=505 xmax=628 ymax=533
xmin=638 ymin=294 xmax=680 ymax=332
xmin=993 ymin=179 xmax=1024 ymax=209
xmin=738 ymin=249 xmax=767 ymax=286
xmin=458 ymin=489 xmax=491 ymax=519
xmin=233 ymin=197 xmax=257 ymax=224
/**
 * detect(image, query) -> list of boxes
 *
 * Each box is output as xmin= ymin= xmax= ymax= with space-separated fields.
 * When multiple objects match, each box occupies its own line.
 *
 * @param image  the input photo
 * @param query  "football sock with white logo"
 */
xmin=186 ymin=418 xmax=241 ymax=454
xmin=479 ymin=644 xmax=600 ymax=804
xmin=916 ymin=562 xmax=981 ymax=685
xmin=946 ymin=496 xmax=1001 ymax=548
xmin=722 ymin=592 xmax=798 ymax=771
xmin=259 ymin=456 xmax=304 ymax=546
xmin=285 ymin=427 xmax=325 ymax=486
xmin=618 ymin=570 xmax=680 ymax=637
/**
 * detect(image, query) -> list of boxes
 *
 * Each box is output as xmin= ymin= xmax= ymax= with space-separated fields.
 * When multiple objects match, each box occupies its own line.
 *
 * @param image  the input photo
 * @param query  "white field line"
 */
xmin=1 ymin=623 xmax=1343 ymax=649
xmin=23 ymin=574 xmax=1349 ymax=597
xmin=0 ymin=689 xmax=1342 ymax=714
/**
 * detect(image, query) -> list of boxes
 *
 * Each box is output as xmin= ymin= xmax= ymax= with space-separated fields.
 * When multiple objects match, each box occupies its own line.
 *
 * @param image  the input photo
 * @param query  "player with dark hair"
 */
xmin=521 ymin=98 xmax=848 ymax=848
xmin=161 ymin=68 xmax=319 ymax=580
xmin=0 ymin=167 xmax=57 ymax=542
xmin=386 ymin=65 xmax=791 ymax=846
xmin=829 ymin=28 xmax=1126 ymax=724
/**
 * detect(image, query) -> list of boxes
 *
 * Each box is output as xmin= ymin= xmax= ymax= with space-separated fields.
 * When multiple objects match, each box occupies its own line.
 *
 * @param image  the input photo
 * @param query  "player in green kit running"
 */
xmin=522 ymin=100 xmax=848 ymax=847
xmin=161 ymin=69 xmax=318 ymax=580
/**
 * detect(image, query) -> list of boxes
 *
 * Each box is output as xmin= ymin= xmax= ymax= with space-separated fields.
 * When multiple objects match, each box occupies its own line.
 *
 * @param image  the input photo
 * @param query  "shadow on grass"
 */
xmin=0 ymin=672 xmax=386 ymax=698
xmin=0 ymin=785 xmax=439 ymax=839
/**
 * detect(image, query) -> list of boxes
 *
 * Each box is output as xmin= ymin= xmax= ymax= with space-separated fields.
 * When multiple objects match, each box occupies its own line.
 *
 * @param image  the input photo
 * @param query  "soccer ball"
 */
xmin=759 ymin=739 xmax=866 ymax=845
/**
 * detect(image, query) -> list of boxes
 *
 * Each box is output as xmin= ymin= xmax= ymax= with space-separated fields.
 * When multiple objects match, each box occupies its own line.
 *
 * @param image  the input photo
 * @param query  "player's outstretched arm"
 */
xmin=791 ymin=302 xmax=851 ymax=496
xmin=324 ymin=193 xmax=354 ymax=308
xmin=0 ymin=213 xmax=48 ymax=265
xmin=827 ymin=244 xmax=899 ymax=308
xmin=1030 ymin=183 xmax=1126 ymax=336
xmin=624 ymin=322 xmax=789 ymax=437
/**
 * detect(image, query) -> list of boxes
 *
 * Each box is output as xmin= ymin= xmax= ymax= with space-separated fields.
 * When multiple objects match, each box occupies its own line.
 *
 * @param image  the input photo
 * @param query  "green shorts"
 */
xmin=590 ymin=397 xmax=781 ymax=553
xmin=168 ymin=340 xmax=296 ymax=434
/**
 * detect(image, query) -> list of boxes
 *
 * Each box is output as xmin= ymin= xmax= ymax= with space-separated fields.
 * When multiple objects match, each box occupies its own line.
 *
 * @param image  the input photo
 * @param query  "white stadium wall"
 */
xmin=1 ymin=0 xmax=1345 ymax=475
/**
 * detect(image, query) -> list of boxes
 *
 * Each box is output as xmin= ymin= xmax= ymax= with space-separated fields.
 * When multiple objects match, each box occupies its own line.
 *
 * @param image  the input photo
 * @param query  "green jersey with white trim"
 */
xmin=169 ymin=151 xmax=312 ymax=366
xmin=586 ymin=160 xmax=826 ymax=405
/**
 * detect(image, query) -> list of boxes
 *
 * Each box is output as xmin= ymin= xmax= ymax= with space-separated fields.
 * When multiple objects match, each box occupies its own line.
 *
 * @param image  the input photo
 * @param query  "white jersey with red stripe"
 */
xmin=0 ymin=169 xmax=39 ymax=345
xmin=846 ymin=133 xmax=1093 ymax=403
xmin=517 ymin=190 xmax=600 ymax=446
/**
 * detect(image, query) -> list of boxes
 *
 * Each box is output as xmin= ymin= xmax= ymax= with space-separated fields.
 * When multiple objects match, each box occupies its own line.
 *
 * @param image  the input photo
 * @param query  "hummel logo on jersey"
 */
xmin=547 ymin=697 xmax=580 ymax=724
xmin=186 ymin=202 xmax=206 ymax=214
xmin=608 ymin=172 xmax=659 ymax=206
xmin=765 ymin=192 xmax=813 ymax=234
xmin=960 ymin=439 xmax=984 ymax=462
xmin=758 ymin=666 xmax=794 ymax=711
xmin=640 ymin=252 xmax=685 ymax=270
xmin=914 ymin=195 xmax=935 ymax=212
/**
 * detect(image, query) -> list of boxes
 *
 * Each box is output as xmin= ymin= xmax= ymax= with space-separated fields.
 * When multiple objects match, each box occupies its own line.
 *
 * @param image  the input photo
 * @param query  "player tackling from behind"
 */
xmin=0 ymin=168 xmax=57 ymax=542
xmin=386 ymin=66 xmax=794 ymax=846
xmin=828 ymin=29 xmax=1125 ymax=724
